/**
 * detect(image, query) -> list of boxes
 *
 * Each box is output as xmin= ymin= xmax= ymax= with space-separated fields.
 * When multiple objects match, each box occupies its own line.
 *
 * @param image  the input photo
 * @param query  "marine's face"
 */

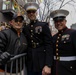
xmin=54 ymin=19 xmax=67 ymax=31
xmin=27 ymin=10 xmax=37 ymax=21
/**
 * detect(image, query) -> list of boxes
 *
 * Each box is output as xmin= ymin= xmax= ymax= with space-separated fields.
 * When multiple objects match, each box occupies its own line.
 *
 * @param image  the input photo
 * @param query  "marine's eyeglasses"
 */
xmin=54 ymin=19 xmax=64 ymax=22
xmin=27 ymin=10 xmax=36 ymax=14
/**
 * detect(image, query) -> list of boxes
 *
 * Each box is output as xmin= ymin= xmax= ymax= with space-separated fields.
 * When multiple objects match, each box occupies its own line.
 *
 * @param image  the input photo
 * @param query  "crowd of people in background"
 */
xmin=0 ymin=22 xmax=10 ymax=31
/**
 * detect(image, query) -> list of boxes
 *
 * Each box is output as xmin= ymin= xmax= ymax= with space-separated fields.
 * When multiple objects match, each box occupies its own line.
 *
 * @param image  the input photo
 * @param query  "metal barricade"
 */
xmin=1 ymin=53 xmax=27 ymax=75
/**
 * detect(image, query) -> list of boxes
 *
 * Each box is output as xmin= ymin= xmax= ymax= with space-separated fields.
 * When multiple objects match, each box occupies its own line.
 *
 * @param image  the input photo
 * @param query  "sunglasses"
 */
xmin=54 ymin=18 xmax=65 ymax=22
xmin=27 ymin=10 xmax=36 ymax=14
xmin=15 ymin=19 xmax=23 ymax=23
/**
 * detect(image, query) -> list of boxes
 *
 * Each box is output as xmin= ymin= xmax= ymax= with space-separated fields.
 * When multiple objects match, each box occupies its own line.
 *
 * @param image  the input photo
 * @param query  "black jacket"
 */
xmin=23 ymin=20 xmax=53 ymax=72
xmin=52 ymin=27 xmax=76 ymax=75
xmin=0 ymin=27 xmax=27 ymax=73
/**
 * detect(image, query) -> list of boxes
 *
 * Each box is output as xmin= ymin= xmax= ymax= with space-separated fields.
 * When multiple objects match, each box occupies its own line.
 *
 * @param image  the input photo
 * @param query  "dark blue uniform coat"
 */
xmin=52 ymin=27 xmax=76 ymax=75
xmin=23 ymin=20 xmax=53 ymax=72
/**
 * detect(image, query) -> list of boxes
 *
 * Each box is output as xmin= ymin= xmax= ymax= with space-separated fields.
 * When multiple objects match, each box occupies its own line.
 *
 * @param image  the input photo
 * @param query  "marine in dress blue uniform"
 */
xmin=23 ymin=2 xmax=53 ymax=75
xmin=50 ymin=9 xmax=76 ymax=75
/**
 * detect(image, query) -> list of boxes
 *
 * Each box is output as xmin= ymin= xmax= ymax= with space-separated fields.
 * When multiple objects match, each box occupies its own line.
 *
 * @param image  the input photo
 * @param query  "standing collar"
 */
xmin=30 ymin=19 xmax=38 ymax=24
xmin=58 ymin=27 xmax=68 ymax=33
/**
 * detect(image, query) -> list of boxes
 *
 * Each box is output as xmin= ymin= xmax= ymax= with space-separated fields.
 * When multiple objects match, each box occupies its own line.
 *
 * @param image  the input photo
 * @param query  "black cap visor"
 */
xmin=15 ymin=16 xmax=24 ymax=21
xmin=53 ymin=16 xmax=66 ymax=22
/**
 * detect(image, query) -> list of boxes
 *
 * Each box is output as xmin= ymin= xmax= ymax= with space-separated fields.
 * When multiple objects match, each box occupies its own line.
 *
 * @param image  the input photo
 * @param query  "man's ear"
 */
xmin=65 ymin=19 xmax=67 ymax=22
xmin=9 ymin=20 xmax=13 ymax=26
xmin=35 ymin=11 xmax=37 ymax=15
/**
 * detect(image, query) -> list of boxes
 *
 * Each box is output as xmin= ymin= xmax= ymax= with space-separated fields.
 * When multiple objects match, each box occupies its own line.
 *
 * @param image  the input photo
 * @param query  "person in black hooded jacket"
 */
xmin=0 ymin=13 xmax=27 ymax=75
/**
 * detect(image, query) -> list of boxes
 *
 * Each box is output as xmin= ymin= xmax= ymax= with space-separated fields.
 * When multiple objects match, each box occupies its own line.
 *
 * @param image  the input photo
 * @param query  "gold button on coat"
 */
xmin=56 ymin=53 xmax=58 ymax=55
xmin=57 ymin=37 xmax=60 ymax=39
xmin=56 ymin=40 xmax=59 ymax=43
xmin=56 ymin=49 xmax=58 ymax=51
xmin=31 ymin=25 xmax=33 ymax=27
xmin=56 ymin=57 xmax=59 ymax=60
xmin=31 ymin=30 xmax=33 ymax=32
xmin=56 ymin=44 xmax=58 ymax=47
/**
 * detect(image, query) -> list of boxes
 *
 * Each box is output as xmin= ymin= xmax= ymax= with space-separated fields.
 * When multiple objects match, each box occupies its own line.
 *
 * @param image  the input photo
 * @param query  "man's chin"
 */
xmin=30 ymin=18 xmax=35 ymax=21
xmin=57 ymin=28 xmax=63 ymax=31
xmin=15 ymin=27 xmax=21 ymax=30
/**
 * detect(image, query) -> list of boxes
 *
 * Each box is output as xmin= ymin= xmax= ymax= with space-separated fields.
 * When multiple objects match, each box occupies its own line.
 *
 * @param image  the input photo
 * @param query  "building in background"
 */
xmin=0 ymin=0 xmax=60 ymax=36
xmin=0 ymin=0 xmax=37 ymax=27
xmin=71 ymin=23 xmax=76 ymax=29
xmin=0 ymin=0 xmax=27 ymax=28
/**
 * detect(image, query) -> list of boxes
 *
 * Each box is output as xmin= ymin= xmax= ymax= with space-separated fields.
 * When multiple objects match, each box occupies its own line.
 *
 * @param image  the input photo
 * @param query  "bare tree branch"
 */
xmin=59 ymin=0 xmax=65 ymax=9
xmin=59 ymin=0 xmax=73 ymax=9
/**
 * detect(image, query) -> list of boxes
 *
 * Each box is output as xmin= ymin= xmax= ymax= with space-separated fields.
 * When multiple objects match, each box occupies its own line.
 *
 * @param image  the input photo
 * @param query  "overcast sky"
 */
xmin=62 ymin=3 xmax=76 ymax=28
xmin=38 ymin=0 xmax=76 ymax=28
